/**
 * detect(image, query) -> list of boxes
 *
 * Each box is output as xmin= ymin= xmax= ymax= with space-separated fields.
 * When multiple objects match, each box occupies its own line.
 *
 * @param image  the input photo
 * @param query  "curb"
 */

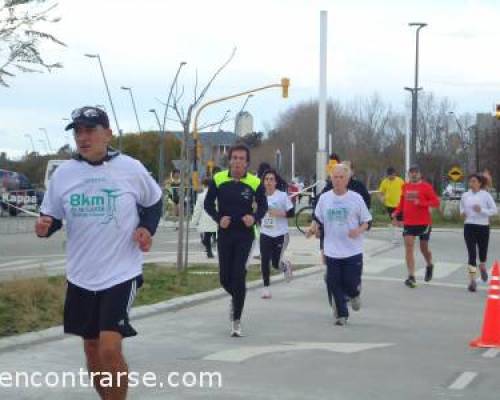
xmin=0 ymin=266 xmax=323 ymax=354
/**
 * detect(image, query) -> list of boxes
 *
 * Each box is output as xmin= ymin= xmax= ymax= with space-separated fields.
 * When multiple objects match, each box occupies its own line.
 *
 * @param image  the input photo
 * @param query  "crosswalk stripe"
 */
xmin=0 ymin=260 xmax=66 ymax=272
xmin=0 ymin=259 xmax=35 ymax=268
xmin=416 ymin=262 xmax=464 ymax=279
xmin=364 ymin=258 xmax=404 ymax=274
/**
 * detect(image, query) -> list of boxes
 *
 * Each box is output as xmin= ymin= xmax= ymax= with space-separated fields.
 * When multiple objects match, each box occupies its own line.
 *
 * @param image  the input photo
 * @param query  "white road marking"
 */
xmin=0 ymin=259 xmax=35 ymax=268
xmin=416 ymin=261 xmax=464 ymax=279
xmin=448 ymin=372 xmax=477 ymax=390
xmin=482 ymin=349 xmax=500 ymax=358
xmin=204 ymin=342 xmax=394 ymax=362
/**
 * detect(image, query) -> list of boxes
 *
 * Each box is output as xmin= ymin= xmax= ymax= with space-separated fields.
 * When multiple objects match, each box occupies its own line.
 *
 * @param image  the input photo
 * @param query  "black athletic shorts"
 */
xmin=403 ymin=225 xmax=432 ymax=241
xmin=64 ymin=275 xmax=143 ymax=340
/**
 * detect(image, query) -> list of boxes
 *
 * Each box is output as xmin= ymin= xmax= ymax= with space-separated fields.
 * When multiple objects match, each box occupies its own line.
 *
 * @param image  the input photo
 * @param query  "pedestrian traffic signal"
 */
xmin=281 ymin=77 xmax=290 ymax=98
xmin=496 ymin=104 xmax=500 ymax=120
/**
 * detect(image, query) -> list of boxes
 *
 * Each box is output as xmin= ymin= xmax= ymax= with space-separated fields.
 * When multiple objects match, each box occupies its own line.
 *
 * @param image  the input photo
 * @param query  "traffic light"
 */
xmin=496 ymin=104 xmax=500 ymax=120
xmin=281 ymin=77 xmax=290 ymax=98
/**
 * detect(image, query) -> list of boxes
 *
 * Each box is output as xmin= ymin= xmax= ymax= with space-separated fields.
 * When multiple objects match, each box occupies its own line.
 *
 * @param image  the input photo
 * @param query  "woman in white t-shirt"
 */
xmin=259 ymin=169 xmax=295 ymax=299
xmin=313 ymin=164 xmax=372 ymax=326
xmin=460 ymin=173 xmax=498 ymax=292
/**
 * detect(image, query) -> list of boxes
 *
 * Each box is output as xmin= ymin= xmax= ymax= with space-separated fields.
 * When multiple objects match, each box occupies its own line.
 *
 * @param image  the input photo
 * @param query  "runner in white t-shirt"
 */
xmin=314 ymin=164 xmax=372 ymax=326
xmin=259 ymin=169 xmax=295 ymax=299
xmin=35 ymin=106 xmax=162 ymax=400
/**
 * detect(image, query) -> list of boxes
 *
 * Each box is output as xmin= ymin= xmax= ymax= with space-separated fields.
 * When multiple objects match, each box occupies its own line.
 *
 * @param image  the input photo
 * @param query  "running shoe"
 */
xmin=468 ymin=280 xmax=477 ymax=292
xmin=479 ymin=266 xmax=488 ymax=283
xmin=335 ymin=317 xmax=347 ymax=326
xmin=424 ymin=264 xmax=434 ymax=282
xmin=404 ymin=276 xmax=417 ymax=288
xmin=261 ymin=287 xmax=272 ymax=299
xmin=351 ymin=296 xmax=361 ymax=311
xmin=331 ymin=301 xmax=338 ymax=319
xmin=231 ymin=320 xmax=242 ymax=337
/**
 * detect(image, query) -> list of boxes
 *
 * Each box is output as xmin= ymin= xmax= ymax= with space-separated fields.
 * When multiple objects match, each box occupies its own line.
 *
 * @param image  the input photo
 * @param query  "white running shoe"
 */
xmin=231 ymin=320 xmax=242 ymax=337
xmin=261 ymin=287 xmax=272 ymax=299
xmin=351 ymin=295 xmax=361 ymax=311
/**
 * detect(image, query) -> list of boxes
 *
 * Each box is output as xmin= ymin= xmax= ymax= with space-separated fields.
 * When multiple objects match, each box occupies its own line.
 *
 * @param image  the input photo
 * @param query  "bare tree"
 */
xmin=165 ymin=47 xmax=236 ymax=271
xmin=0 ymin=0 xmax=65 ymax=87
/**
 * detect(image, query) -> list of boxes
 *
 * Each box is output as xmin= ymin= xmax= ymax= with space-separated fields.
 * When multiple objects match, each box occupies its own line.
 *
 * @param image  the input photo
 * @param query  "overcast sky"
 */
xmin=1 ymin=0 xmax=500 ymax=158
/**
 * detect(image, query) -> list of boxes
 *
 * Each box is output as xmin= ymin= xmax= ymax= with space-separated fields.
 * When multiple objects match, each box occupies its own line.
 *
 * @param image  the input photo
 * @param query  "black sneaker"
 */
xmin=424 ymin=264 xmax=434 ymax=282
xmin=404 ymin=276 xmax=417 ymax=288
xmin=468 ymin=280 xmax=477 ymax=292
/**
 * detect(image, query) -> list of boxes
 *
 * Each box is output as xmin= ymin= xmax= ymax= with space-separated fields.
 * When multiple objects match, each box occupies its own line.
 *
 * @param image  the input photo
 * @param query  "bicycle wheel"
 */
xmin=295 ymin=206 xmax=314 ymax=235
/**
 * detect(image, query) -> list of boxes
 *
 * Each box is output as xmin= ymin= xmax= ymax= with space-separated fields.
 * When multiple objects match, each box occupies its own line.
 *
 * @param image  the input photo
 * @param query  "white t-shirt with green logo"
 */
xmin=314 ymin=190 xmax=372 ymax=259
xmin=260 ymin=190 xmax=294 ymax=237
xmin=41 ymin=155 xmax=162 ymax=291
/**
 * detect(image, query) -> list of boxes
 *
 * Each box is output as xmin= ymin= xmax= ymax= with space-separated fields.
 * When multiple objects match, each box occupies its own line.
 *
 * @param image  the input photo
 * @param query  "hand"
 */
xmin=220 ymin=216 xmax=231 ymax=229
xmin=473 ymin=204 xmax=481 ymax=213
xmin=348 ymin=228 xmax=361 ymax=239
xmin=134 ymin=227 xmax=152 ymax=252
xmin=35 ymin=216 xmax=53 ymax=237
xmin=242 ymin=214 xmax=255 ymax=228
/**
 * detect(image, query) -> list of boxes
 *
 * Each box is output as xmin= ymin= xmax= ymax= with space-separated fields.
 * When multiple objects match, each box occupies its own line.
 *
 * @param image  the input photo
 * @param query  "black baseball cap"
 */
xmin=409 ymin=164 xmax=420 ymax=172
xmin=65 ymin=106 xmax=110 ymax=131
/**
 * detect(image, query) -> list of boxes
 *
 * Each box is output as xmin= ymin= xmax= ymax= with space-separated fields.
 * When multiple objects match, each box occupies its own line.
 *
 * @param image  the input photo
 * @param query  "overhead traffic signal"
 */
xmin=281 ymin=77 xmax=290 ymax=98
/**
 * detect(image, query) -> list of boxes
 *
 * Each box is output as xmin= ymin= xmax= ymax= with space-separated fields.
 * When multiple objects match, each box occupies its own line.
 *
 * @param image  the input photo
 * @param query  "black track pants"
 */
xmin=217 ymin=229 xmax=254 ymax=321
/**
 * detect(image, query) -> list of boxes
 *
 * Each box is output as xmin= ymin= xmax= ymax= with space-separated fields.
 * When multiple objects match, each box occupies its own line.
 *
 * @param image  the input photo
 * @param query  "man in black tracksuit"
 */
xmin=204 ymin=144 xmax=267 ymax=337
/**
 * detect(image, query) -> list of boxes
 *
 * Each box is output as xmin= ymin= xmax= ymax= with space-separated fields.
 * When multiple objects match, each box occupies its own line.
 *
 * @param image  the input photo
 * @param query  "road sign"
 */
xmin=448 ymin=167 xmax=464 ymax=182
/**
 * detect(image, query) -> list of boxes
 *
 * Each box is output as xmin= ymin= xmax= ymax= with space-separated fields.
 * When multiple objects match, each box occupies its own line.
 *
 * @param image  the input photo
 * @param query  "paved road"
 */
xmin=0 ymin=268 xmax=498 ymax=399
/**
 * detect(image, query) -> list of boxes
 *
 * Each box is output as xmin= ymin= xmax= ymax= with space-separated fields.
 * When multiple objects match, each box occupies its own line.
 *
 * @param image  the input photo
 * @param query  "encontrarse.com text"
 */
xmin=0 ymin=369 xmax=222 ymax=389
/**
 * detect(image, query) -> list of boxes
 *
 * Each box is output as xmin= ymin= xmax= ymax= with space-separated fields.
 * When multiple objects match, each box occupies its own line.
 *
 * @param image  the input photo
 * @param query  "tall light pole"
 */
xmin=38 ymin=128 xmax=53 ymax=152
xmin=158 ymin=61 xmax=187 ymax=186
xmin=121 ymin=86 xmax=142 ymax=134
xmin=405 ymin=22 xmax=427 ymax=166
xmin=149 ymin=108 xmax=162 ymax=131
xmin=84 ymin=53 xmax=122 ymax=150
xmin=238 ymin=94 xmax=254 ymax=115
xmin=39 ymin=139 xmax=49 ymax=154
xmin=317 ymin=10 xmax=328 ymax=193
xmin=25 ymin=134 xmax=36 ymax=153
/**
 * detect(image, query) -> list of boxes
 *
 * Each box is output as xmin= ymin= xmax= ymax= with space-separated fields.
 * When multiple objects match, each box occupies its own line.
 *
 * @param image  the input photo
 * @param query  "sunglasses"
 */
xmin=71 ymin=107 xmax=100 ymax=119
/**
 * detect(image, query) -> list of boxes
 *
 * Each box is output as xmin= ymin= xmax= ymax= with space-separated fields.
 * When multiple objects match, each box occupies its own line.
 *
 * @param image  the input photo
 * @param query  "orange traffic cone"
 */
xmin=470 ymin=260 xmax=500 ymax=348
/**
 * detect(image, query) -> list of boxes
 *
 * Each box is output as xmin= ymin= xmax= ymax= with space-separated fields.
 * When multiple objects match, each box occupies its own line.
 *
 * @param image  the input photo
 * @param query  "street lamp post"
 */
xmin=149 ymin=108 xmax=162 ymax=131
xmin=217 ymin=109 xmax=231 ymax=131
xmin=192 ymin=78 xmax=290 ymax=187
xmin=84 ymin=53 xmax=122 ymax=150
xmin=121 ymin=86 xmax=142 ymax=134
xmin=38 ymin=128 xmax=53 ymax=152
xmin=25 ymin=134 xmax=36 ymax=153
xmin=38 ymin=139 xmax=49 ymax=154
xmin=406 ymin=22 xmax=427 ymax=166
xmin=158 ymin=61 xmax=187 ymax=187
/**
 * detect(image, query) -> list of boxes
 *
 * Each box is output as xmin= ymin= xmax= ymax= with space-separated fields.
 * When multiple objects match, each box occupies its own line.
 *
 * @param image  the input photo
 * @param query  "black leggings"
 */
xmin=260 ymin=233 xmax=289 ymax=287
xmin=217 ymin=229 xmax=254 ymax=321
xmin=201 ymin=232 xmax=216 ymax=255
xmin=464 ymin=224 xmax=490 ymax=266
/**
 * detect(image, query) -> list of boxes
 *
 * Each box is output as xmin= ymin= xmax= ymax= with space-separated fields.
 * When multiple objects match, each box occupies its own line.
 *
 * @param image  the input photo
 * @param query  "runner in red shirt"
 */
xmin=392 ymin=165 xmax=440 ymax=288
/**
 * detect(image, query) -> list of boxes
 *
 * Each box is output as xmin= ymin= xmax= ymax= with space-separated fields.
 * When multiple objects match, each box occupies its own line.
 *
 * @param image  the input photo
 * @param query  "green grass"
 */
xmin=0 ymin=263 xmax=305 ymax=338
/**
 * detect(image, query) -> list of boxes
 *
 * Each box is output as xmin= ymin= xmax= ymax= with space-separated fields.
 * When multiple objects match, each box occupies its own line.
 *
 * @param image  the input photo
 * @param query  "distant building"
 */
xmin=234 ymin=111 xmax=254 ymax=137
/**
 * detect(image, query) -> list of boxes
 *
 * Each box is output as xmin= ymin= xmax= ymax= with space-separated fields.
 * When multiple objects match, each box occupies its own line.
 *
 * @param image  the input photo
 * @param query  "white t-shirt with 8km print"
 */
xmin=41 ymin=154 xmax=162 ymax=291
